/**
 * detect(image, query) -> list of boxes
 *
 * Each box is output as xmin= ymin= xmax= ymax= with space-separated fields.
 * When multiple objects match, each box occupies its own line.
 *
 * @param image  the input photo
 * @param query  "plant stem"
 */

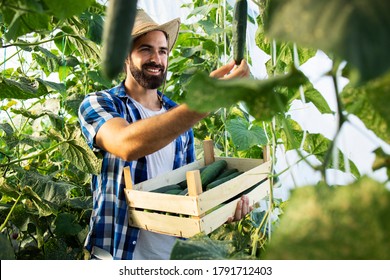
xmin=1 ymin=34 xmax=71 ymax=49
xmin=0 ymin=141 xmax=67 ymax=168
xmin=251 ymin=210 xmax=269 ymax=257
xmin=0 ymin=193 xmax=23 ymax=232
xmin=321 ymin=63 xmax=346 ymax=183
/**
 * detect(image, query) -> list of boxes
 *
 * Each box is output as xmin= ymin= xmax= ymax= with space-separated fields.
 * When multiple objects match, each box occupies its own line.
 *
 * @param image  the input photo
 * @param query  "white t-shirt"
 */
xmin=129 ymin=97 xmax=177 ymax=260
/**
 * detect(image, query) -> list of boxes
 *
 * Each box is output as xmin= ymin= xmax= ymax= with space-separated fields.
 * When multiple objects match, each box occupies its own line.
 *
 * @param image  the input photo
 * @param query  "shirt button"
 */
xmin=132 ymin=241 xmax=136 ymax=245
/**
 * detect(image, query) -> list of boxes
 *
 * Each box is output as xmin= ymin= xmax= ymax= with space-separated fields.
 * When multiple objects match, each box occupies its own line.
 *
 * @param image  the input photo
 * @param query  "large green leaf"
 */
xmin=2 ymin=6 xmax=50 ymax=41
xmin=303 ymin=133 xmax=360 ymax=178
xmin=44 ymin=238 xmax=73 ymax=260
xmin=0 ymin=233 xmax=15 ymax=260
xmin=54 ymin=213 xmax=83 ymax=236
xmin=170 ymin=233 xmax=248 ymax=260
xmin=0 ymin=78 xmax=48 ymax=100
xmin=298 ymin=84 xmax=333 ymax=114
xmin=226 ymin=118 xmax=268 ymax=150
xmin=265 ymin=0 xmax=390 ymax=84
xmin=264 ymin=177 xmax=390 ymax=259
xmin=341 ymin=73 xmax=390 ymax=144
xmin=184 ymin=69 xmax=307 ymax=121
xmin=21 ymin=186 xmax=56 ymax=217
xmin=0 ymin=122 xmax=19 ymax=150
xmin=43 ymin=0 xmax=94 ymax=19
xmin=49 ymin=125 xmax=102 ymax=175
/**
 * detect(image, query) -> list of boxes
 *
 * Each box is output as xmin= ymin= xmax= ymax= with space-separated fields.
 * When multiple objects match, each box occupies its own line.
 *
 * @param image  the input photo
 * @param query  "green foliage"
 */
xmin=264 ymin=177 xmax=390 ymax=259
xmin=265 ymin=0 xmax=390 ymax=84
xmin=184 ymin=68 xmax=308 ymax=120
xmin=0 ymin=0 xmax=389 ymax=261
xmin=341 ymin=72 xmax=390 ymax=144
xmin=0 ymin=0 xmax=105 ymax=259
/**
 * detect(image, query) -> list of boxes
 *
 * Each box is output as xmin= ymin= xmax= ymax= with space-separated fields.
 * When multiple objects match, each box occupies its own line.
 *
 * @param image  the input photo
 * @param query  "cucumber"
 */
xmin=179 ymin=188 xmax=188 ymax=196
xmin=101 ymin=0 xmax=138 ymax=79
xmin=178 ymin=166 xmax=208 ymax=189
xmin=150 ymin=184 xmax=182 ymax=193
xmin=206 ymin=171 xmax=244 ymax=191
xmin=200 ymin=160 xmax=228 ymax=189
xmin=214 ymin=168 xmax=239 ymax=181
xmin=232 ymin=0 xmax=247 ymax=65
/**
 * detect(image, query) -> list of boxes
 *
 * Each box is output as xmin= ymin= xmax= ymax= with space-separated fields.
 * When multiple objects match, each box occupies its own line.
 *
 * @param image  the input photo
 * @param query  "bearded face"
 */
xmin=129 ymin=59 xmax=167 ymax=89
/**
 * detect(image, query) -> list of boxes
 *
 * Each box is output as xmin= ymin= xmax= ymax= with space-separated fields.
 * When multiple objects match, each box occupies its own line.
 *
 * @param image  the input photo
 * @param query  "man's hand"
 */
xmin=227 ymin=195 xmax=253 ymax=223
xmin=210 ymin=59 xmax=250 ymax=80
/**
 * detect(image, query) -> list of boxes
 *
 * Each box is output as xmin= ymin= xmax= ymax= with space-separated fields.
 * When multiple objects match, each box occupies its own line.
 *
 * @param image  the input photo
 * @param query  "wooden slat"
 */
xmin=197 ymin=160 xmax=272 ymax=214
xmin=216 ymin=156 xmax=264 ymax=171
xmin=125 ymin=189 xmax=199 ymax=215
xmin=203 ymin=139 xmax=215 ymax=165
xmin=123 ymin=166 xmax=133 ymax=190
xmin=263 ymin=145 xmax=271 ymax=162
xmin=186 ymin=169 xmax=203 ymax=197
xmin=200 ymin=179 xmax=270 ymax=235
xmin=129 ymin=210 xmax=201 ymax=238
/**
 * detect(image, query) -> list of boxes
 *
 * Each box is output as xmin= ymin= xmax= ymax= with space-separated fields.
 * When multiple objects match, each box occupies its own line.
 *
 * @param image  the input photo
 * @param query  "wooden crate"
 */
xmin=123 ymin=140 xmax=272 ymax=238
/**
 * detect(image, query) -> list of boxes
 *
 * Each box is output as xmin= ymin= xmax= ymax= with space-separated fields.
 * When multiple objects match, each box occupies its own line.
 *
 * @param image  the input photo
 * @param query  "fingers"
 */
xmin=228 ymin=195 xmax=251 ymax=223
xmin=234 ymin=198 xmax=243 ymax=221
xmin=209 ymin=60 xmax=235 ymax=78
xmin=209 ymin=60 xmax=250 ymax=80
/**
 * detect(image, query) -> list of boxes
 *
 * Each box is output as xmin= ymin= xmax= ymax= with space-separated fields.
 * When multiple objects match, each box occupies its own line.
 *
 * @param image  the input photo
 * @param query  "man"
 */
xmin=78 ymin=9 xmax=251 ymax=260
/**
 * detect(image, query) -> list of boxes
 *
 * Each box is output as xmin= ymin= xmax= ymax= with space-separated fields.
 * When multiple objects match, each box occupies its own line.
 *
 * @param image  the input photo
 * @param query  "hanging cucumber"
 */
xmin=101 ymin=0 xmax=138 ymax=79
xmin=232 ymin=0 xmax=247 ymax=65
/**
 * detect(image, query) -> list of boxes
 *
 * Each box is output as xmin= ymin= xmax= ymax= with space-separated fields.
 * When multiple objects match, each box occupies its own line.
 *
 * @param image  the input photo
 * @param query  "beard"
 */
xmin=129 ymin=60 xmax=166 ymax=89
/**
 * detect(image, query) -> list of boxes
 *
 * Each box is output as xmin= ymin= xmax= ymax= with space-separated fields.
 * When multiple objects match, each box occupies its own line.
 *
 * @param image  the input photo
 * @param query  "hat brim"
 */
xmin=132 ymin=18 xmax=180 ymax=52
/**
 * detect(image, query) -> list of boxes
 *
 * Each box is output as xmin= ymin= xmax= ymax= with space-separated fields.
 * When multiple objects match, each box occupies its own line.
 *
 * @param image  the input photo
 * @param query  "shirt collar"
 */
xmin=108 ymin=81 xmax=177 ymax=109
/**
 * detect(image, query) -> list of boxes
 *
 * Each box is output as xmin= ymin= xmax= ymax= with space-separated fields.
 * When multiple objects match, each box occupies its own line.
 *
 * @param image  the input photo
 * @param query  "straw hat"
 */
xmin=132 ymin=9 xmax=181 ymax=52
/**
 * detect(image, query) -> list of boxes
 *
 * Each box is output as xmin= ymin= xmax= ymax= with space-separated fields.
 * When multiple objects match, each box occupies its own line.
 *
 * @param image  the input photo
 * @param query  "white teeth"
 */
xmin=146 ymin=68 xmax=160 ymax=73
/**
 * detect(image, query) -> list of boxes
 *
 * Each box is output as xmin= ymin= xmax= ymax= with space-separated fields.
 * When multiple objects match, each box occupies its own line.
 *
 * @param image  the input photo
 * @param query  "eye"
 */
xmin=139 ymin=47 xmax=151 ymax=53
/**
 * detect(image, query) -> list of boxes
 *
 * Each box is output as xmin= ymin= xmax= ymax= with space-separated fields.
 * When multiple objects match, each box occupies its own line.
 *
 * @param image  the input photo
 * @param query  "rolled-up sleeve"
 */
xmin=78 ymin=91 xmax=122 ymax=151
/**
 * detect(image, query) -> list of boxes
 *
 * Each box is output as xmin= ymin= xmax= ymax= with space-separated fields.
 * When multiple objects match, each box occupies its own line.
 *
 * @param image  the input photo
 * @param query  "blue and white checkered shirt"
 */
xmin=78 ymin=82 xmax=195 ymax=259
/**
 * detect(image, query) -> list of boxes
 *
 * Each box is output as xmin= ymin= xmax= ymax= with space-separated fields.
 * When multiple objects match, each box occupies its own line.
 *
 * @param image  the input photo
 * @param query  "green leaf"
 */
xmin=54 ymin=213 xmax=83 ymax=236
xmin=36 ymin=78 xmax=66 ymax=94
xmin=43 ymin=0 xmax=94 ymax=19
xmin=19 ymin=169 xmax=77 ymax=208
xmin=0 ymin=178 xmax=20 ymax=200
xmin=21 ymin=186 xmax=56 ymax=217
xmin=300 ymin=84 xmax=333 ymax=114
xmin=226 ymin=118 xmax=268 ymax=150
xmin=87 ymin=71 xmax=112 ymax=88
xmin=0 ymin=233 xmax=15 ymax=260
xmin=67 ymin=196 xmax=93 ymax=210
xmin=372 ymin=148 xmax=390 ymax=180
xmin=4 ymin=11 xmax=50 ymax=41
xmin=265 ymin=0 xmax=390 ymax=84
xmin=184 ymin=69 xmax=307 ymax=121
xmin=49 ymin=125 xmax=102 ymax=175
xmin=278 ymin=116 xmax=304 ymax=151
xmin=0 ymin=122 xmax=19 ymax=150
xmin=0 ymin=78 xmax=48 ymax=100
xmin=265 ymin=177 xmax=390 ymax=259
xmin=170 ymin=233 xmax=243 ymax=260
xmin=80 ymin=11 xmax=104 ymax=44
xmin=303 ymin=133 xmax=360 ymax=178
xmin=44 ymin=238 xmax=73 ymax=260
xmin=341 ymin=73 xmax=390 ymax=144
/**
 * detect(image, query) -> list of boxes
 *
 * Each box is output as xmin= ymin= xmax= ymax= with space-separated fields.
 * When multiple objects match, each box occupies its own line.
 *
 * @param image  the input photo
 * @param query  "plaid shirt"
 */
xmin=78 ymin=82 xmax=195 ymax=259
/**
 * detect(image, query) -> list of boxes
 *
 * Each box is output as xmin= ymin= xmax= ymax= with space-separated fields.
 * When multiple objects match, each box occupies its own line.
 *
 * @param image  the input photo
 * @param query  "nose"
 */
xmin=149 ymin=50 xmax=162 ymax=65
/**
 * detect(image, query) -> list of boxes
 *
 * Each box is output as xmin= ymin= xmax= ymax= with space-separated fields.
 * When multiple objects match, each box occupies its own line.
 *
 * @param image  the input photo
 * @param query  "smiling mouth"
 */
xmin=145 ymin=67 xmax=162 ymax=74
xmin=143 ymin=63 xmax=164 ymax=75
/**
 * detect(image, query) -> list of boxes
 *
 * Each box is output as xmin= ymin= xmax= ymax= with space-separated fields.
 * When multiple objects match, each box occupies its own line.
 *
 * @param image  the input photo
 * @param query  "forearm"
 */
xmin=96 ymin=104 xmax=206 ymax=161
